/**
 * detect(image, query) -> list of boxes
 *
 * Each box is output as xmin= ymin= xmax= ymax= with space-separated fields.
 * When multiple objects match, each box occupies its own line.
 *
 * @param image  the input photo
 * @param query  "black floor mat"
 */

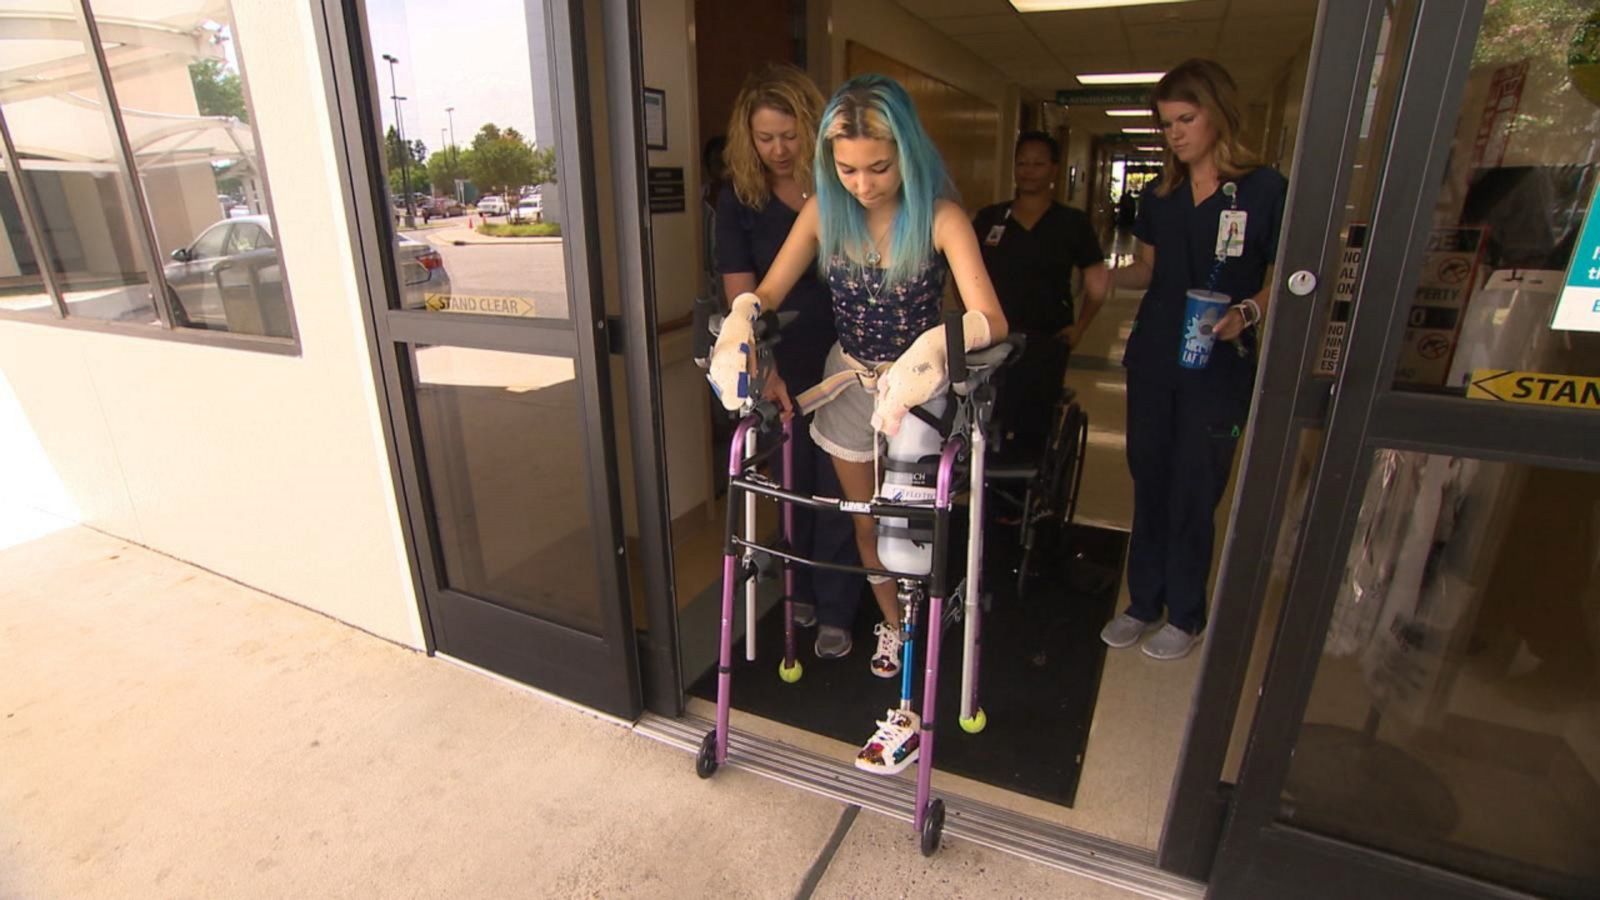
xmin=687 ymin=522 xmax=1127 ymax=807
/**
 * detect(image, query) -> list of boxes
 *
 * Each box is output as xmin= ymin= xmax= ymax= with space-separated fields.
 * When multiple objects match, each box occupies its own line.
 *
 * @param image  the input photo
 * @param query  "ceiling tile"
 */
xmin=1224 ymin=0 xmax=1319 ymax=17
xmin=951 ymin=31 xmax=1052 ymax=58
xmin=927 ymin=13 xmax=1028 ymax=36
xmin=1114 ymin=0 xmax=1228 ymax=25
xmin=1014 ymin=8 xmax=1124 ymax=32
xmin=895 ymin=0 xmax=1016 ymax=19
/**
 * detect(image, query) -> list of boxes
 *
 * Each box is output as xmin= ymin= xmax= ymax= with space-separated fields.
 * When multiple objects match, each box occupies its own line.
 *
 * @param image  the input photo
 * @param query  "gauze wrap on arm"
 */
xmin=707 ymin=293 xmax=762 ymax=411
xmin=871 ymin=310 xmax=993 ymax=436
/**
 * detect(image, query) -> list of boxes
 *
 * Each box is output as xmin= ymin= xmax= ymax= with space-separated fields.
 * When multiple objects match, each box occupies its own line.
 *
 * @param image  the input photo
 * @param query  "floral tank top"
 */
xmin=824 ymin=253 xmax=947 ymax=363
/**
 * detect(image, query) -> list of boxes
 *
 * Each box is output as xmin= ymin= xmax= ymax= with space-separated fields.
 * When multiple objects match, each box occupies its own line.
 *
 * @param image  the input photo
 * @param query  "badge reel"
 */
xmin=1210 ymin=182 xmax=1250 ymax=358
xmin=984 ymin=206 xmax=1008 ymax=247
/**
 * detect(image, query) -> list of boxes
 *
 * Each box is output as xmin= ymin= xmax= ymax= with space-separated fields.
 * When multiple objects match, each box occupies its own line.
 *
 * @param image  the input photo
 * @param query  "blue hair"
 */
xmin=813 ymin=74 xmax=954 ymax=290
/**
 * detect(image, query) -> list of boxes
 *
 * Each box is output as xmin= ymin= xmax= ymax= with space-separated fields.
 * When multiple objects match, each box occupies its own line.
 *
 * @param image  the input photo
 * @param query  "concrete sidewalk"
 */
xmin=0 ymin=516 xmax=1140 ymax=899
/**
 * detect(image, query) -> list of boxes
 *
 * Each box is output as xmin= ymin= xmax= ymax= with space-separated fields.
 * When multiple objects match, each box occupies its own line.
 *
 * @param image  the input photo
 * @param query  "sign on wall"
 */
xmin=1317 ymin=224 xmax=1366 ymax=376
xmin=1467 ymin=369 xmax=1600 ymax=410
xmin=647 ymin=167 xmax=685 ymax=214
xmin=1055 ymin=88 xmax=1151 ymax=107
xmin=1317 ymin=225 xmax=1485 ymax=385
xmin=1394 ymin=227 xmax=1486 ymax=387
xmin=1551 ymin=180 xmax=1600 ymax=333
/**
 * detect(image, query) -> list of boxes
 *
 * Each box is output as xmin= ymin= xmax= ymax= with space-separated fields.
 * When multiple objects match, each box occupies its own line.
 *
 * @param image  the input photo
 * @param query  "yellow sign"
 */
xmin=1467 ymin=369 xmax=1600 ymax=410
xmin=424 ymin=293 xmax=536 ymax=317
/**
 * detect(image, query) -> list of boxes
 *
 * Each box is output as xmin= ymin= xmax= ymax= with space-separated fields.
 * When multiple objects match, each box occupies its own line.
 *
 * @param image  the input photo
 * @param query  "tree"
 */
xmin=460 ymin=123 xmax=558 ymax=196
xmin=529 ymin=145 xmax=558 ymax=187
xmin=188 ymin=58 xmax=247 ymax=122
xmin=463 ymin=123 xmax=533 ymax=195
xmin=385 ymin=126 xmax=425 ymax=171
xmin=426 ymin=149 xmax=467 ymax=195
xmin=388 ymin=165 xmax=429 ymax=196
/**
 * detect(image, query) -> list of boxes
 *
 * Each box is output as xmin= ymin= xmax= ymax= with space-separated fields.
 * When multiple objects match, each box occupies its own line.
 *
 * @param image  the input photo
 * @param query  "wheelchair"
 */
xmin=690 ymin=299 xmax=1019 ymax=856
xmin=985 ymin=375 xmax=1090 ymax=598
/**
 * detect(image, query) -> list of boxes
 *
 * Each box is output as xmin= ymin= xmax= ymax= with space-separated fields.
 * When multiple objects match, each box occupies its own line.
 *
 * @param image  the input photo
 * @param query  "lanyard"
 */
xmin=1204 ymin=182 xmax=1239 ymax=291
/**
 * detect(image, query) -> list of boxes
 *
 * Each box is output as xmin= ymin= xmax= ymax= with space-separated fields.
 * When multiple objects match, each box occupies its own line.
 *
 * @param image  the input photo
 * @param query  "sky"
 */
xmin=366 ymin=0 xmax=544 ymax=154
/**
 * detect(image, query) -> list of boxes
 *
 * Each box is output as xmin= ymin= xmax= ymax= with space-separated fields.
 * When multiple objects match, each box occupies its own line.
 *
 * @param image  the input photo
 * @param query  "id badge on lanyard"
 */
xmin=1215 ymin=181 xmax=1246 ymax=258
xmin=984 ymin=206 xmax=1009 ymax=247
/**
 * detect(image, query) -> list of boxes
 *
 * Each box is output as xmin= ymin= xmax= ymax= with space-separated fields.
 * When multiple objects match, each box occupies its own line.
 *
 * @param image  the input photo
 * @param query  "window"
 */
xmin=0 ymin=0 xmax=294 ymax=345
xmin=0 ymin=0 xmax=156 ymax=326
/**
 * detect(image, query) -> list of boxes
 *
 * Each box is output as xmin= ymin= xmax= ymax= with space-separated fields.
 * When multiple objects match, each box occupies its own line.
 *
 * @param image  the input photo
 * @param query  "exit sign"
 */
xmin=1056 ymin=88 xmax=1152 ymax=106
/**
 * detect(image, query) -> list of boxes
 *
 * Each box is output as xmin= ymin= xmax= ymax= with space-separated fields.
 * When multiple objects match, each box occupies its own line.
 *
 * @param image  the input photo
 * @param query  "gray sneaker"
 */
xmin=791 ymin=601 xmax=817 ymax=628
xmin=1142 ymin=624 xmax=1202 ymax=660
xmin=815 ymin=625 xmax=852 ymax=658
xmin=1100 ymin=612 xmax=1160 ymax=649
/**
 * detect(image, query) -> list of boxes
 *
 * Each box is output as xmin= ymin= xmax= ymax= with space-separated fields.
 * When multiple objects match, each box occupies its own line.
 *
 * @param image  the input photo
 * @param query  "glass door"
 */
xmin=323 ymin=0 xmax=643 ymax=718
xmin=1211 ymin=1 xmax=1600 ymax=897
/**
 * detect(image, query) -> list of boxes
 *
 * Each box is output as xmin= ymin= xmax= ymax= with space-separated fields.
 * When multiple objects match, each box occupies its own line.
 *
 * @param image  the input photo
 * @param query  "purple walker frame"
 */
xmin=700 ymin=389 xmax=993 ymax=856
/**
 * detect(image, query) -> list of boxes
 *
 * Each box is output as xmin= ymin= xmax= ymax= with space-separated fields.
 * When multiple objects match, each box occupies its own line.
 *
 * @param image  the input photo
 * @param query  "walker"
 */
xmin=690 ymin=300 xmax=1015 ymax=856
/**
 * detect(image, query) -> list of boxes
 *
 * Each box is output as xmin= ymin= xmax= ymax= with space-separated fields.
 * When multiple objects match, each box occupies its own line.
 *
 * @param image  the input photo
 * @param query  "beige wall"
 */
xmin=640 ymin=0 xmax=712 ymax=523
xmin=0 ymin=0 xmax=422 ymax=647
xmin=820 ymin=0 xmax=1018 ymax=211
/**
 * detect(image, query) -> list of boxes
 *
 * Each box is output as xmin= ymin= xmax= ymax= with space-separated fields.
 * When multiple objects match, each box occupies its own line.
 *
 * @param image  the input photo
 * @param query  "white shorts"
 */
xmin=808 ymin=343 xmax=884 ymax=464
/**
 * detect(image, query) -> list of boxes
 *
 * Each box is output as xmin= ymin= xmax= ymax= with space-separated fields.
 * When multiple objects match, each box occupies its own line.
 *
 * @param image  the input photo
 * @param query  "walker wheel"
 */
xmin=920 ymin=798 xmax=946 ymax=857
xmin=777 ymin=658 xmax=804 ymax=683
xmin=958 ymin=708 xmax=988 ymax=734
xmin=696 ymin=729 xmax=719 ymax=779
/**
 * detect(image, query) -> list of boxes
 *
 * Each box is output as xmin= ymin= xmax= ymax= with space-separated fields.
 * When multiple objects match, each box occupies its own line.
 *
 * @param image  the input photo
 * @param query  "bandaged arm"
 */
xmin=871 ymin=310 xmax=993 ymax=436
xmin=705 ymin=200 xmax=823 ymax=410
xmin=707 ymin=292 xmax=762 ymax=410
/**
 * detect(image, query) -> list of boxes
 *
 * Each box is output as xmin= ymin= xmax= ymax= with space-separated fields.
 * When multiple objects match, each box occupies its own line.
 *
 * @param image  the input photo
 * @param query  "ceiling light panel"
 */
xmin=1011 ymin=0 xmax=1196 ymax=11
xmin=1077 ymin=71 xmax=1166 ymax=84
xmin=1105 ymin=108 xmax=1151 ymax=116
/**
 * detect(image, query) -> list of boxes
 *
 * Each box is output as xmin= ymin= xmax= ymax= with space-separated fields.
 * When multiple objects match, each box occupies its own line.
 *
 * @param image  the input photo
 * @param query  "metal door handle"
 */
xmin=1287 ymin=270 xmax=1317 ymax=296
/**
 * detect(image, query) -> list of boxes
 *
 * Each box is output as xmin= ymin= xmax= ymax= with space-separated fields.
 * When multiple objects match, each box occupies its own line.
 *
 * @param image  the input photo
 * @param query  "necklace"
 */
xmin=864 ymin=221 xmax=890 ymax=268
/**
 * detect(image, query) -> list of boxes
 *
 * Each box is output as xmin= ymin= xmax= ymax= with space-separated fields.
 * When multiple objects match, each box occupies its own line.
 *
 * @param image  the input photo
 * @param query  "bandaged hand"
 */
xmin=871 ymin=310 xmax=993 ymax=436
xmin=707 ymin=293 xmax=763 ymax=411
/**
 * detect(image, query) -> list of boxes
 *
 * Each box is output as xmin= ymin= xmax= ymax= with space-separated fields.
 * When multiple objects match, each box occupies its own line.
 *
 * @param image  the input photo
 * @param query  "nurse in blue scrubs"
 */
xmin=716 ymin=64 xmax=863 ymax=660
xmin=1099 ymin=59 xmax=1287 ymax=661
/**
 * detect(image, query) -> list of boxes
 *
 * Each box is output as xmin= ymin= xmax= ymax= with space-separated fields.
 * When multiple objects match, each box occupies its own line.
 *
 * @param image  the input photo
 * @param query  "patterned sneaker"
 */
xmin=870 ymin=621 xmax=903 ymax=679
xmin=855 ymin=707 xmax=921 ymax=775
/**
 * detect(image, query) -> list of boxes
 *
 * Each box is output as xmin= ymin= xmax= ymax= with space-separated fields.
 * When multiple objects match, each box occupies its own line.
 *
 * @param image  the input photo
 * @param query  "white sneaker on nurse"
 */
xmin=1142 ymin=623 xmax=1202 ymax=660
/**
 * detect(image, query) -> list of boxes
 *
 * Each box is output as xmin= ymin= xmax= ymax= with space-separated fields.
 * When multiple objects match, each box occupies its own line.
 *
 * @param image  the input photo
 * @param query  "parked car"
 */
xmin=164 ymin=215 xmax=290 ymax=337
xmin=475 ymin=195 xmax=508 ymax=216
xmin=510 ymin=197 xmax=543 ymax=224
xmin=395 ymin=234 xmax=453 ymax=311
xmin=392 ymin=196 xmax=433 ymax=222
xmin=430 ymin=196 xmax=465 ymax=217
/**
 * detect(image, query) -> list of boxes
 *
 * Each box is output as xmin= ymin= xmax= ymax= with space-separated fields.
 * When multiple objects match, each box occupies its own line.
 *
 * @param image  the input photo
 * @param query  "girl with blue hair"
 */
xmin=709 ymin=74 xmax=1007 ymax=773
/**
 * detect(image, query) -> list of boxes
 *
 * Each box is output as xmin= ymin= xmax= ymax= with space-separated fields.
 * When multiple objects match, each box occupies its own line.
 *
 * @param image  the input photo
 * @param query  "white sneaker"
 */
xmin=1142 ymin=623 xmax=1202 ymax=660
xmin=855 ymin=707 xmax=921 ymax=775
xmin=870 ymin=621 xmax=903 ymax=678
xmin=1100 ymin=612 xmax=1160 ymax=649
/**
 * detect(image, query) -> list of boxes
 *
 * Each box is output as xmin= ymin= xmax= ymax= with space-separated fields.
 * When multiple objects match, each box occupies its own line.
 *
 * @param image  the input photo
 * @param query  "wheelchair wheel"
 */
xmin=1058 ymin=402 xmax=1088 ymax=528
xmin=1016 ymin=399 xmax=1087 ymax=596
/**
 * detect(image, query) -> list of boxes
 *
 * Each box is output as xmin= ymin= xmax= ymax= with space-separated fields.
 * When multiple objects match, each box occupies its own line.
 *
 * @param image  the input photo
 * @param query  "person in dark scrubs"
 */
xmin=973 ymin=131 xmax=1109 ymax=458
xmin=1100 ymin=58 xmax=1287 ymax=661
xmin=715 ymin=63 xmax=863 ymax=659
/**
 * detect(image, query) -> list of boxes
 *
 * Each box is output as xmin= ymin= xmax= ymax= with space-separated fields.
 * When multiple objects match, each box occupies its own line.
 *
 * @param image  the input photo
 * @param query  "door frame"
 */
xmin=1206 ymin=0 xmax=1600 ymax=896
xmin=311 ymin=0 xmax=646 ymax=719
xmin=596 ymin=0 xmax=685 ymax=718
xmin=1155 ymin=0 xmax=1392 ymax=878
